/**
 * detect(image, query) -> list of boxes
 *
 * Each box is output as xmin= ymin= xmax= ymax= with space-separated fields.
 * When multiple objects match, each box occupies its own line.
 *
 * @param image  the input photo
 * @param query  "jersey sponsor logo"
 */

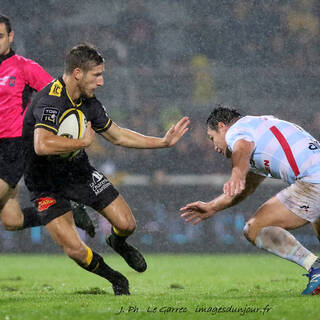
xmin=49 ymin=80 xmax=63 ymax=97
xmin=41 ymin=107 xmax=59 ymax=124
xmin=92 ymin=170 xmax=104 ymax=183
xmin=37 ymin=197 xmax=56 ymax=212
xmin=90 ymin=171 xmax=111 ymax=195
xmin=0 ymin=76 xmax=9 ymax=86
xmin=9 ymin=76 xmax=16 ymax=87
xmin=309 ymin=141 xmax=320 ymax=150
xmin=300 ymin=205 xmax=310 ymax=213
xmin=264 ymin=160 xmax=271 ymax=174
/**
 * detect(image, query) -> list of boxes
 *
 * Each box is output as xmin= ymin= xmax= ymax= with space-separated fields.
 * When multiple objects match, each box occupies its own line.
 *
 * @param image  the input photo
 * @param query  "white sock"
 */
xmin=255 ymin=226 xmax=318 ymax=271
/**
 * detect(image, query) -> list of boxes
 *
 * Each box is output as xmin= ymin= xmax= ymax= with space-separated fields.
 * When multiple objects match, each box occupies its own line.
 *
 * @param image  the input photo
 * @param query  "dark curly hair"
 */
xmin=207 ymin=104 xmax=242 ymax=130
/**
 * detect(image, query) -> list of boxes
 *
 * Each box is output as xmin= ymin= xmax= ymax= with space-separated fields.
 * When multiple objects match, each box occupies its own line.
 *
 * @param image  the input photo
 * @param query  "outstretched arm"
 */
xmin=180 ymin=172 xmax=265 ymax=225
xmin=180 ymin=139 xmax=258 ymax=224
xmin=100 ymin=117 xmax=190 ymax=148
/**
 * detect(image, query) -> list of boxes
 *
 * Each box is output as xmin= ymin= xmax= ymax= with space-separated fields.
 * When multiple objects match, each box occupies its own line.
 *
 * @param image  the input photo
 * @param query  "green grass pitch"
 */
xmin=0 ymin=254 xmax=318 ymax=320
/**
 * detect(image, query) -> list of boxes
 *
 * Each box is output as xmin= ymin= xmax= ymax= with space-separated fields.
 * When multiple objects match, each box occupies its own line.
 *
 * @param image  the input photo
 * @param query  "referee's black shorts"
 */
xmin=31 ymin=168 xmax=119 ymax=225
xmin=0 ymin=137 xmax=24 ymax=188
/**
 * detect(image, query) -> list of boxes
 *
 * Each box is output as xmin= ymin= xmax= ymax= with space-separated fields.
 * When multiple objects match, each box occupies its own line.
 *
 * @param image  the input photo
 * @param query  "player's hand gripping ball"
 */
xmin=57 ymin=108 xmax=87 ymax=158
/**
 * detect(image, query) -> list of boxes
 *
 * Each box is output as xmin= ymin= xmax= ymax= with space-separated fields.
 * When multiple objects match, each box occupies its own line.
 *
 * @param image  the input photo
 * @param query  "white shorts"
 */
xmin=277 ymin=180 xmax=320 ymax=222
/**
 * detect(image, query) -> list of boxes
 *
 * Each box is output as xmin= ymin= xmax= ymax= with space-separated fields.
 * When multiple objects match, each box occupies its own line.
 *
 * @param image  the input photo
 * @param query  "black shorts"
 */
xmin=32 ymin=168 xmax=119 ymax=225
xmin=0 ymin=137 xmax=24 ymax=188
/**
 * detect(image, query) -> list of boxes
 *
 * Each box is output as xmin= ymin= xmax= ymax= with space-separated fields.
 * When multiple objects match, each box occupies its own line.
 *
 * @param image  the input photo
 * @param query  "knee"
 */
xmin=1 ymin=222 xmax=21 ymax=231
xmin=64 ymin=243 xmax=88 ymax=264
xmin=0 ymin=215 xmax=23 ymax=231
xmin=243 ymin=219 xmax=259 ymax=245
xmin=115 ymin=217 xmax=136 ymax=235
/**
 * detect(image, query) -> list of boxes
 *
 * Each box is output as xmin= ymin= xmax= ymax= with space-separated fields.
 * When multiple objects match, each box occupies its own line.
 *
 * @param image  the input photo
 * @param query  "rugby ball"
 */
xmin=57 ymin=108 xmax=87 ymax=158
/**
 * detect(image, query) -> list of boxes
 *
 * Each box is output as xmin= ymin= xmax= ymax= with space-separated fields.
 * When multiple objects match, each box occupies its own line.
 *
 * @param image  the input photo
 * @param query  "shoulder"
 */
xmin=227 ymin=116 xmax=264 ymax=134
xmin=47 ymin=79 xmax=64 ymax=99
xmin=32 ymin=79 xmax=64 ymax=108
xmin=86 ymin=96 xmax=103 ymax=107
xmin=14 ymin=54 xmax=31 ymax=62
xmin=226 ymin=116 xmax=258 ymax=150
xmin=13 ymin=54 xmax=38 ymax=67
xmin=3 ymin=54 xmax=25 ymax=71
xmin=13 ymin=54 xmax=51 ymax=79
xmin=227 ymin=116 xmax=251 ymax=135
xmin=83 ymin=97 xmax=113 ymax=132
xmin=86 ymin=96 xmax=110 ymax=115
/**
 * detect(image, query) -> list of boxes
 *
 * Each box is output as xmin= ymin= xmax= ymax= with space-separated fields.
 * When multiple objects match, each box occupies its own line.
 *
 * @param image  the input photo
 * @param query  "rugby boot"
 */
xmin=111 ymin=271 xmax=130 ymax=295
xmin=71 ymin=202 xmax=96 ymax=238
xmin=302 ymin=267 xmax=320 ymax=295
xmin=106 ymin=233 xmax=147 ymax=273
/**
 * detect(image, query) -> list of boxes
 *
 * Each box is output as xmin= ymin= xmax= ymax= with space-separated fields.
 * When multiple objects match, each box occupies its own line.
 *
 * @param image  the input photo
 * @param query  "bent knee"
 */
xmin=243 ymin=219 xmax=261 ymax=245
xmin=1 ymin=222 xmax=21 ymax=231
xmin=114 ymin=218 xmax=136 ymax=235
xmin=1 ymin=216 xmax=23 ymax=231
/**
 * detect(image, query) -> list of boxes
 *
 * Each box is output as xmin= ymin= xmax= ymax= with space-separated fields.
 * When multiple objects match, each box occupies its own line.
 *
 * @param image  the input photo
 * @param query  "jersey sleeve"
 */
xmin=87 ymin=98 xmax=113 ymax=133
xmin=33 ymin=98 xmax=60 ymax=134
xmin=225 ymin=124 xmax=255 ymax=152
xmin=21 ymin=57 xmax=53 ymax=91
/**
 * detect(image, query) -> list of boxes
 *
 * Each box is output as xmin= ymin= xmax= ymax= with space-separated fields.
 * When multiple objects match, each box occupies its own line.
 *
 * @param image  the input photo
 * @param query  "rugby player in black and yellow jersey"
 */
xmin=22 ymin=43 xmax=190 ymax=295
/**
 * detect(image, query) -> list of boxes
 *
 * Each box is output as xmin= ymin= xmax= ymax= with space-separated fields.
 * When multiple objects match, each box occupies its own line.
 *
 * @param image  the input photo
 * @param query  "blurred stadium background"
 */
xmin=1 ymin=0 xmax=320 ymax=254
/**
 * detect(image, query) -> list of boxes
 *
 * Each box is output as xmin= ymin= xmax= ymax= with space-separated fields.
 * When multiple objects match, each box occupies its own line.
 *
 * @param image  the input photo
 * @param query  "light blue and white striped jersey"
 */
xmin=225 ymin=115 xmax=320 ymax=185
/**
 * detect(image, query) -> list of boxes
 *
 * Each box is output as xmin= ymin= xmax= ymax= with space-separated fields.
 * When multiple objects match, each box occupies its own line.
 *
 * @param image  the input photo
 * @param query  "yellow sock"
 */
xmin=113 ymin=226 xmax=131 ymax=237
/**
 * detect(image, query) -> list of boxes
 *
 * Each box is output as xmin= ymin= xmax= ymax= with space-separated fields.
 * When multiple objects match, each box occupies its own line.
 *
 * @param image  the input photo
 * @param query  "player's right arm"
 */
xmin=180 ymin=172 xmax=265 ymax=225
xmin=100 ymin=117 xmax=189 ymax=149
xmin=34 ymin=122 xmax=95 ymax=156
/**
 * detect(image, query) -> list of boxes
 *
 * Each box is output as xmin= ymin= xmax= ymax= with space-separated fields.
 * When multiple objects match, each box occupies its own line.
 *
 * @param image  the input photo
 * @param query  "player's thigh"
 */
xmin=99 ymin=195 xmax=136 ymax=232
xmin=64 ymin=168 xmax=136 ymax=231
xmin=247 ymin=195 xmax=308 ymax=239
xmin=45 ymin=211 xmax=87 ymax=261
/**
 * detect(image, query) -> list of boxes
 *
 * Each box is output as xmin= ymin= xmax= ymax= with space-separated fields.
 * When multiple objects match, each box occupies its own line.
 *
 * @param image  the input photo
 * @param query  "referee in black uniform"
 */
xmin=22 ymin=43 xmax=189 ymax=295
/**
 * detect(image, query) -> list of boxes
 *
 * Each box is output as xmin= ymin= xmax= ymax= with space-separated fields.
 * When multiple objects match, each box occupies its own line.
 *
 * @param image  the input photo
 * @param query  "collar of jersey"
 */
xmin=0 ymin=49 xmax=15 ymax=65
xmin=58 ymin=76 xmax=83 ymax=108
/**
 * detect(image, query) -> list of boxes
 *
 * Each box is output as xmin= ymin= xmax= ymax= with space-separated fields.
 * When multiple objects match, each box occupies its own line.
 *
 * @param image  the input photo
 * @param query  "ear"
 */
xmin=8 ymin=31 xmax=14 ymax=44
xmin=73 ymin=68 xmax=83 ymax=81
xmin=217 ymin=122 xmax=226 ymax=129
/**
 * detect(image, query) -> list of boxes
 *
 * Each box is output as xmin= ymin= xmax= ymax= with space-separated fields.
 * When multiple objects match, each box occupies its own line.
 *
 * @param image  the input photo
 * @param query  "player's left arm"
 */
xmin=223 ymin=139 xmax=255 ymax=197
xmin=100 ymin=117 xmax=190 ymax=148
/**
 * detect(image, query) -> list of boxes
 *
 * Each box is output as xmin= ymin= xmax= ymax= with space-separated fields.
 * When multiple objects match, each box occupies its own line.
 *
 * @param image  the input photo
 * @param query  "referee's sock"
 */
xmin=79 ymin=246 xmax=130 ymax=295
xmin=22 ymin=207 xmax=42 ymax=229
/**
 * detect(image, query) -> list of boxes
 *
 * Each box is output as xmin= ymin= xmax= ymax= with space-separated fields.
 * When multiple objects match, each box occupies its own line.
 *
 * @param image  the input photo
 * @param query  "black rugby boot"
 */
xmin=71 ymin=202 xmax=96 ymax=238
xmin=106 ymin=232 xmax=147 ymax=273
xmin=111 ymin=271 xmax=130 ymax=295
